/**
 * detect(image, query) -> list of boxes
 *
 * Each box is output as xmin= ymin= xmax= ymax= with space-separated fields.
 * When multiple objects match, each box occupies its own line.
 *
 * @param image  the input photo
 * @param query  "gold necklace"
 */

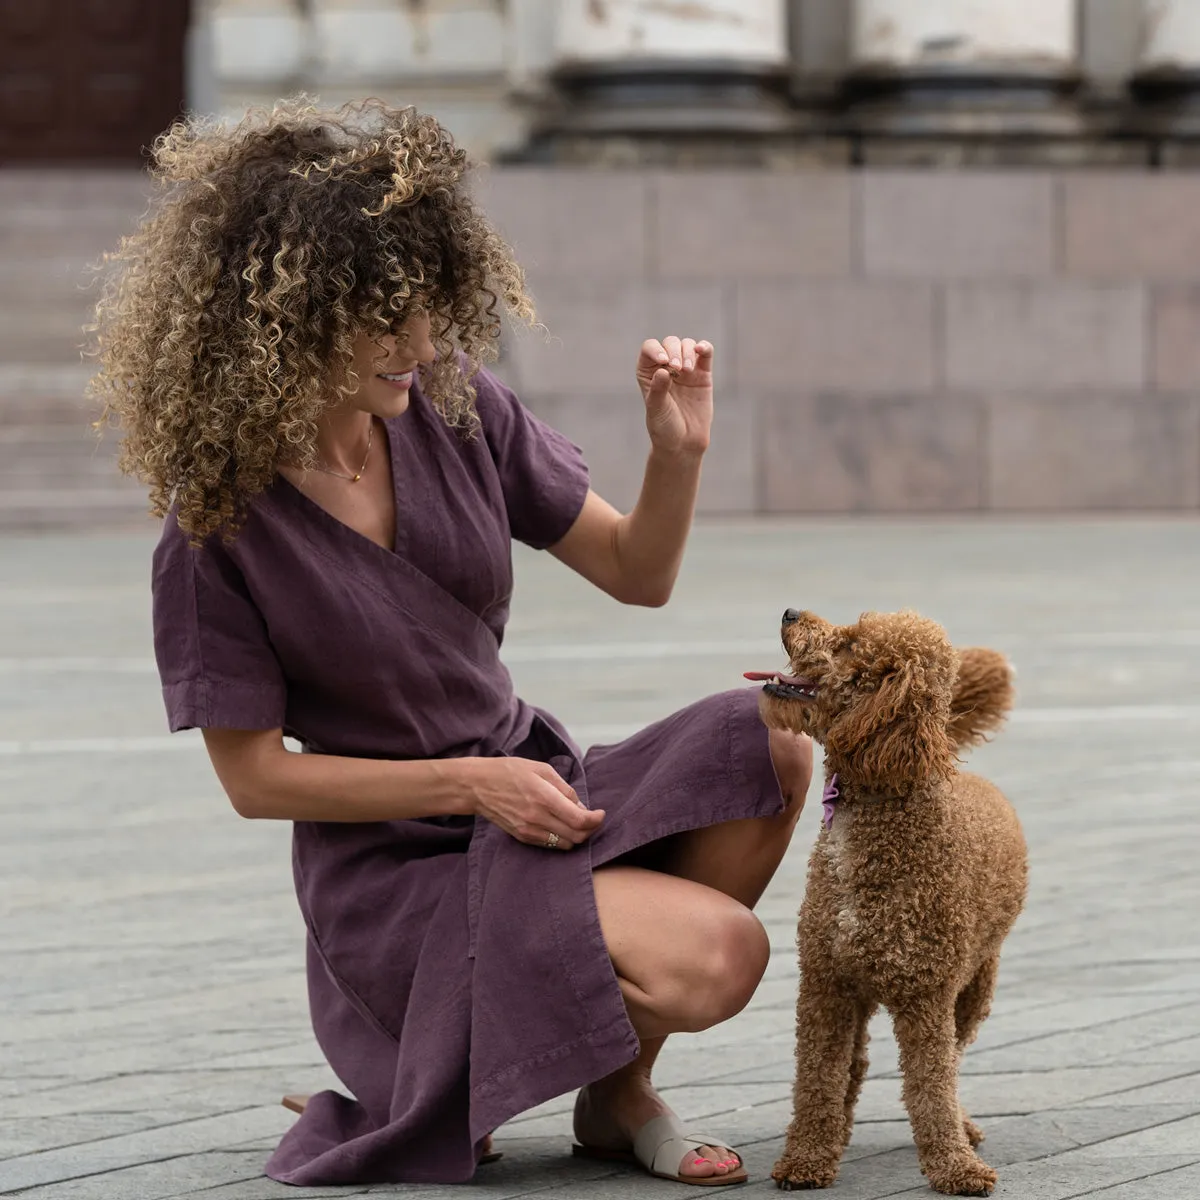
xmin=313 ymin=422 xmax=373 ymax=483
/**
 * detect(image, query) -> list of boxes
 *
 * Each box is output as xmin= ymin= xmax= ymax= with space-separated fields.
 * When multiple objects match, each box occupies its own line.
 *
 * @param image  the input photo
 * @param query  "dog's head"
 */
xmin=751 ymin=609 xmax=959 ymax=791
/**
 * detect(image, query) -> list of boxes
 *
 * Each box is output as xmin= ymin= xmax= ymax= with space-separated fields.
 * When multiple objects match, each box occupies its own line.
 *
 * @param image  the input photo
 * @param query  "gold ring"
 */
xmin=545 ymin=832 xmax=560 ymax=849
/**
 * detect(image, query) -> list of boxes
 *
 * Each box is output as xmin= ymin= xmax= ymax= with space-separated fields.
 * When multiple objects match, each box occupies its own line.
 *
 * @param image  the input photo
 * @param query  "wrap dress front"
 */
xmin=150 ymin=368 xmax=785 ymax=1185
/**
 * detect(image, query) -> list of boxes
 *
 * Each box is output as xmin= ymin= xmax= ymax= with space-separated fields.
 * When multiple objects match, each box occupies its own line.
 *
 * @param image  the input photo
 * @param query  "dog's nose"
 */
xmin=782 ymin=608 xmax=801 ymax=626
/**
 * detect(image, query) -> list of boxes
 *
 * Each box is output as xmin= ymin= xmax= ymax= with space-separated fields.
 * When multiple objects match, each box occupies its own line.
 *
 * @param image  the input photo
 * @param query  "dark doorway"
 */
xmin=0 ymin=0 xmax=189 ymax=163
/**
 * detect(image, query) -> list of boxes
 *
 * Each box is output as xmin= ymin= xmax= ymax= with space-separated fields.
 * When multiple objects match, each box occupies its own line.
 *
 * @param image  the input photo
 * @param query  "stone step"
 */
xmin=0 ymin=226 xmax=140 ymax=263
xmin=0 ymin=487 xmax=154 ymax=532
xmin=0 ymin=311 xmax=100 ymax=365
xmin=0 ymin=422 xmax=150 ymax=530
xmin=0 ymin=427 xmax=127 ymax=485
xmin=0 ymin=316 xmax=96 ymax=363
xmin=0 ymin=257 xmax=111 ymax=305
xmin=0 ymin=202 xmax=146 ymax=227
xmin=0 ymin=366 xmax=148 ymax=529
xmin=0 ymin=171 xmax=150 ymax=342
xmin=0 ymin=167 xmax=151 ymax=210
xmin=0 ymin=171 xmax=163 ymax=531
xmin=0 ymin=171 xmax=148 ymax=260
xmin=0 ymin=367 xmax=98 ymax=426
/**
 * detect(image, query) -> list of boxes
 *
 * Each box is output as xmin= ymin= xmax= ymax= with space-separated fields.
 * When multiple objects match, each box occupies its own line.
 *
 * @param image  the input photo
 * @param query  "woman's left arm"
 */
xmin=549 ymin=335 xmax=712 ymax=607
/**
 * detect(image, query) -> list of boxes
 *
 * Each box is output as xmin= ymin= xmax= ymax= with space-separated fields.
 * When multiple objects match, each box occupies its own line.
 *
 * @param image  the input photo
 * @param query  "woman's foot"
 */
xmin=574 ymin=1075 xmax=741 ymax=1181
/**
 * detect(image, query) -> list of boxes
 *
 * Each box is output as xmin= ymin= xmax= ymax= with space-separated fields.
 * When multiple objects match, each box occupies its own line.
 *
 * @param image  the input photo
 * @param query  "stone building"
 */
xmin=4 ymin=1 xmax=1200 ymax=525
xmin=176 ymin=2 xmax=1200 ymax=166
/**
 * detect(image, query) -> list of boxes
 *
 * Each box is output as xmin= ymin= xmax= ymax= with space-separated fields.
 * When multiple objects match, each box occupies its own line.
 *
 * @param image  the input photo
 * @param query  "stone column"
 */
xmin=1130 ymin=1 xmax=1200 ymax=153
xmin=844 ymin=0 xmax=1085 ymax=163
xmin=517 ymin=0 xmax=799 ymax=165
xmin=507 ymin=0 xmax=558 ymax=101
xmin=308 ymin=0 xmax=525 ymax=159
xmin=208 ymin=0 xmax=311 ymax=117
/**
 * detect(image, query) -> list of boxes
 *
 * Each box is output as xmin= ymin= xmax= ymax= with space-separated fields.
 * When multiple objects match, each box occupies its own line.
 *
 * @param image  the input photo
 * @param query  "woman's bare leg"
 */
xmin=575 ymin=731 xmax=813 ymax=1180
xmin=576 ymin=865 xmax=769 ymax=1178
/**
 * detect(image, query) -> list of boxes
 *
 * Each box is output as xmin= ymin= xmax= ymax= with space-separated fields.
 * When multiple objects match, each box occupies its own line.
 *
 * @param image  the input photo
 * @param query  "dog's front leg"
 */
xmin=892 ymin=997 xmax=997 ymax=1196
xmin=772 ymin=973 xmax=866 ymax=1190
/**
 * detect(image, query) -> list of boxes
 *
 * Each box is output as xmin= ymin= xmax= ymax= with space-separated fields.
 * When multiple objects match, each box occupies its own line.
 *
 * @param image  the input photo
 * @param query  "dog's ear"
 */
xmin=948 ymin=647 xmax=1014 ymax=750
xmin=824 ymin=657 xmax=956 ymax=791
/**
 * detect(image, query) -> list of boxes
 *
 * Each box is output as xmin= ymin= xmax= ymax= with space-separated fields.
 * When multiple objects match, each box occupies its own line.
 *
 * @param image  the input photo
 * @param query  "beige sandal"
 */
xmin=280 ymin=1095 xmax=503 ymax=1165
xmin=572 ymin=1112 xmax=747 ymax=1187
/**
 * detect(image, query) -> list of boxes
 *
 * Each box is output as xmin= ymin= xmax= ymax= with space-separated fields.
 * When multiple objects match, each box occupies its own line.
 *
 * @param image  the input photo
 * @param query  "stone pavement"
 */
xmin=2 ymin=517 xmax=1199 ymax=1199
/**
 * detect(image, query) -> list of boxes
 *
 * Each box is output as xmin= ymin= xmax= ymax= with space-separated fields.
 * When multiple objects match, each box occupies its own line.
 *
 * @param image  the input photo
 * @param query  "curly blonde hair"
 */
xmin=88 ymin=98 xmax=534 ymax=542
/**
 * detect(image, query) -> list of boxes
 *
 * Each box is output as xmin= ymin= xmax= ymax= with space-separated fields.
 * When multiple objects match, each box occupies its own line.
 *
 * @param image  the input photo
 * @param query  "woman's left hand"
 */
xmin=635 ymin=336 xmax=714 ymax=457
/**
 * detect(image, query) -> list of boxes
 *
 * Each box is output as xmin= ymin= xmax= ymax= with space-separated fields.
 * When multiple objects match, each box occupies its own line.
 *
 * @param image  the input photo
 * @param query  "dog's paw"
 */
xmin=925 ymin=1153 xmax=997 ymax=1196
xmin=772 ymin=1157 xmax=839 ymax=1190
xmin=962 ymin=1118 xmax=985 ymax=1148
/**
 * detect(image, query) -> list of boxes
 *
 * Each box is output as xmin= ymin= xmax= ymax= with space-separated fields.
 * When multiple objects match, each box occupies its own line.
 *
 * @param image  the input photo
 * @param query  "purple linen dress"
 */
xmin=151 ymin=369 xmax=784 ymax=1185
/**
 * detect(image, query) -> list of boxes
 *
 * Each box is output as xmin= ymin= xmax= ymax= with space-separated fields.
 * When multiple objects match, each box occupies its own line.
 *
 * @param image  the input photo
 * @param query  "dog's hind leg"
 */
xmin=955 ymin=956 xmax=998 ymax=1050
xmin=893 ymin=997 xmax=997 ymax=1196
xmin=772 ymin=978 xmax=865 ymax=1190
xmin=955 ymin=957 xmax=1000 ymax=1148
xmin=841 ymin=1002 xmax=875 ymax=1151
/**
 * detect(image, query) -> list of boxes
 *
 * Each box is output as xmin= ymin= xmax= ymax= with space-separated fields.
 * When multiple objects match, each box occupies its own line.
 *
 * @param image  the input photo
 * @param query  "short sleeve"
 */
xmin=475 ymin=368 xmax=590 ymax=550
xmin=151 ymin=516 xmax=288 ymax=732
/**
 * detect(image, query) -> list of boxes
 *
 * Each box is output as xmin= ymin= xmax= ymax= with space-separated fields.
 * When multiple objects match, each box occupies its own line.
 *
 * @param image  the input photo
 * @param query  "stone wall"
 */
xmin=191 ymin=2 xmax=1194 ymax=165
xmin=3 ymin=166 xmax=1200 ymax=528
xmin=479 ymin=168 xmax=1200 ymax=514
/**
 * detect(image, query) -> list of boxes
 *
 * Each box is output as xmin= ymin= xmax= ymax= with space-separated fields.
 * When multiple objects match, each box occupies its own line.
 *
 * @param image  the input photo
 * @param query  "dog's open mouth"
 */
xmin=744 ymin=671 xmax=818 ymax=700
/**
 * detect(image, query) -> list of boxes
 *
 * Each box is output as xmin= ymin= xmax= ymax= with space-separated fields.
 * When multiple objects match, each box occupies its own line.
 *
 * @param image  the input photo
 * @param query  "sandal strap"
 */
xmin=632 ymin=1114 xmax=740 ymax=1176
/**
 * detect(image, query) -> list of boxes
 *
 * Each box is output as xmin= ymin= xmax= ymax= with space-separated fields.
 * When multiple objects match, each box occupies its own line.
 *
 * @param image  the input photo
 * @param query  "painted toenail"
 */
xmin=693 ymin=1158 xmax=708 ymax=1166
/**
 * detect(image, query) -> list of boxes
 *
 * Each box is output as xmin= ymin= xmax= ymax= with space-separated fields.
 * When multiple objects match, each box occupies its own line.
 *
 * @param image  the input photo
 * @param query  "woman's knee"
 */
xmin=652 ymin=904 xmax=771 ymax=1033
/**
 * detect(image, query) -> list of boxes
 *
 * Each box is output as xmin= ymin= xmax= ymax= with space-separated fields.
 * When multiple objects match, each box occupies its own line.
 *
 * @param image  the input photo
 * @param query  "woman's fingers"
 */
xmin=529 ymin=760 xmax=580 ymax=804
xmin=638 ymin=336 xmax=712 ymax=380
xmin=644 ymin=363 xmax=673 ymax=416
xmin=517 ymin=804 xmax=602 ymax=850
xmin=501 ymin=763 xmax=604 ymax=849
xmin=517 ymin=820 xmax=579 ymax=850
xmin=526 ymin=765 xmax=602 ymax=828
xmin=639 ymin=338 xmax=669 ymax=373
xmin=514 ymin=826 xmax=569 ymax=849
xmin=538 ymin=782 xmax=603 ymax=835
xmin=550 ymin=792 xmax=604 ymax=833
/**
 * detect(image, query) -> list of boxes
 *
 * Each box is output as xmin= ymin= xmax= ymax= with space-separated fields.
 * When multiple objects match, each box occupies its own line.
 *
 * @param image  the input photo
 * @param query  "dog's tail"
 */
xmin=950 ymin=648 xmax=1015 ymax=752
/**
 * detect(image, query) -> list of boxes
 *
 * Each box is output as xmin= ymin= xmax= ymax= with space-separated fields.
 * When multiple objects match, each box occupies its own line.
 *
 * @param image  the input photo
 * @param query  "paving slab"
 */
xmin=3 ymin=519 xmax=1200 ymax=1198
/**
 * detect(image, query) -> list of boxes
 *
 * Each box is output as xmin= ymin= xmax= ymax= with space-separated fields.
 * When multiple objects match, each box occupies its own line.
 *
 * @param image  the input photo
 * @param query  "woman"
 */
xmin=90 ymin=100 xmax=812 ymax=1187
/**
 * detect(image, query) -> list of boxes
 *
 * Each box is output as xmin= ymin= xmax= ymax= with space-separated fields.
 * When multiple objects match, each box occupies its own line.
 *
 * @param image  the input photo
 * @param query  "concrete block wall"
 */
xmin=4 ymin=166 xmax=1200 ymax=528
xmin=481 ymin=168 xmax=1200 ymax=515
xmin=0 ymin=171 xmax=150 ymax=531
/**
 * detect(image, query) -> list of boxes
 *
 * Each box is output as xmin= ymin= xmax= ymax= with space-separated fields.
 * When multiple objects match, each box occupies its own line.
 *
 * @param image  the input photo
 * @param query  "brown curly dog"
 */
xmin=749 ymin=608 xmax=1026 ymax=1197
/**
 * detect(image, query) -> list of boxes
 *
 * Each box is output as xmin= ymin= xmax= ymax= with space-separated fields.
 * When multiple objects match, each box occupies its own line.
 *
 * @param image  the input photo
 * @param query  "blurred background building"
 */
xmin=4 ymin=1 xmax=1200 ymax=526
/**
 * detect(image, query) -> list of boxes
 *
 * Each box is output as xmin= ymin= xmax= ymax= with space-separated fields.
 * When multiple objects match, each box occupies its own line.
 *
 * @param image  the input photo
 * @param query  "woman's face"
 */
xmin=345 ymin=309 xmax=436 ymax=417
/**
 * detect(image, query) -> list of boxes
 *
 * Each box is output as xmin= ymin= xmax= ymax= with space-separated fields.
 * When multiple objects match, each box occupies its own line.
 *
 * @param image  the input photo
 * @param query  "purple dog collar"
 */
xmin=822 ymin=773 xmax=840 ymax=830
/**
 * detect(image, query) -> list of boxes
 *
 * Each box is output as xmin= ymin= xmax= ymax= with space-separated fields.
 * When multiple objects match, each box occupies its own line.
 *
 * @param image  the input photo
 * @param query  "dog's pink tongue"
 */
xmin=744 ymin=671 xmax=775 ymax=681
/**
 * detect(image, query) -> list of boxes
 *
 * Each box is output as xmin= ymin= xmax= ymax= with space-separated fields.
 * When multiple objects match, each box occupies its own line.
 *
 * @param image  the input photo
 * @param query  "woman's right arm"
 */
xmin=202 ymin=728 xmax=604 ymax=848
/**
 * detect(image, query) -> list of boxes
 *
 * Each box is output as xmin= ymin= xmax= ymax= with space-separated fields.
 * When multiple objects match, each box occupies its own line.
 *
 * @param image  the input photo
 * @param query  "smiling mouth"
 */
xmin=377 ymin=371 xmax=414 ymax=389
xmin=743 ymin=671 xmax=818 ymax=700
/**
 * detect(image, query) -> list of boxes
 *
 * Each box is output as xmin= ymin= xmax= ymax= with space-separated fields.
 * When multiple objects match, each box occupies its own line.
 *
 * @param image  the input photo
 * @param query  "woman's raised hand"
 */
xmin=635 ymin=336 xmax=714 ymax=457
xmin=455 ymin=757 xmax=604 ymax=850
